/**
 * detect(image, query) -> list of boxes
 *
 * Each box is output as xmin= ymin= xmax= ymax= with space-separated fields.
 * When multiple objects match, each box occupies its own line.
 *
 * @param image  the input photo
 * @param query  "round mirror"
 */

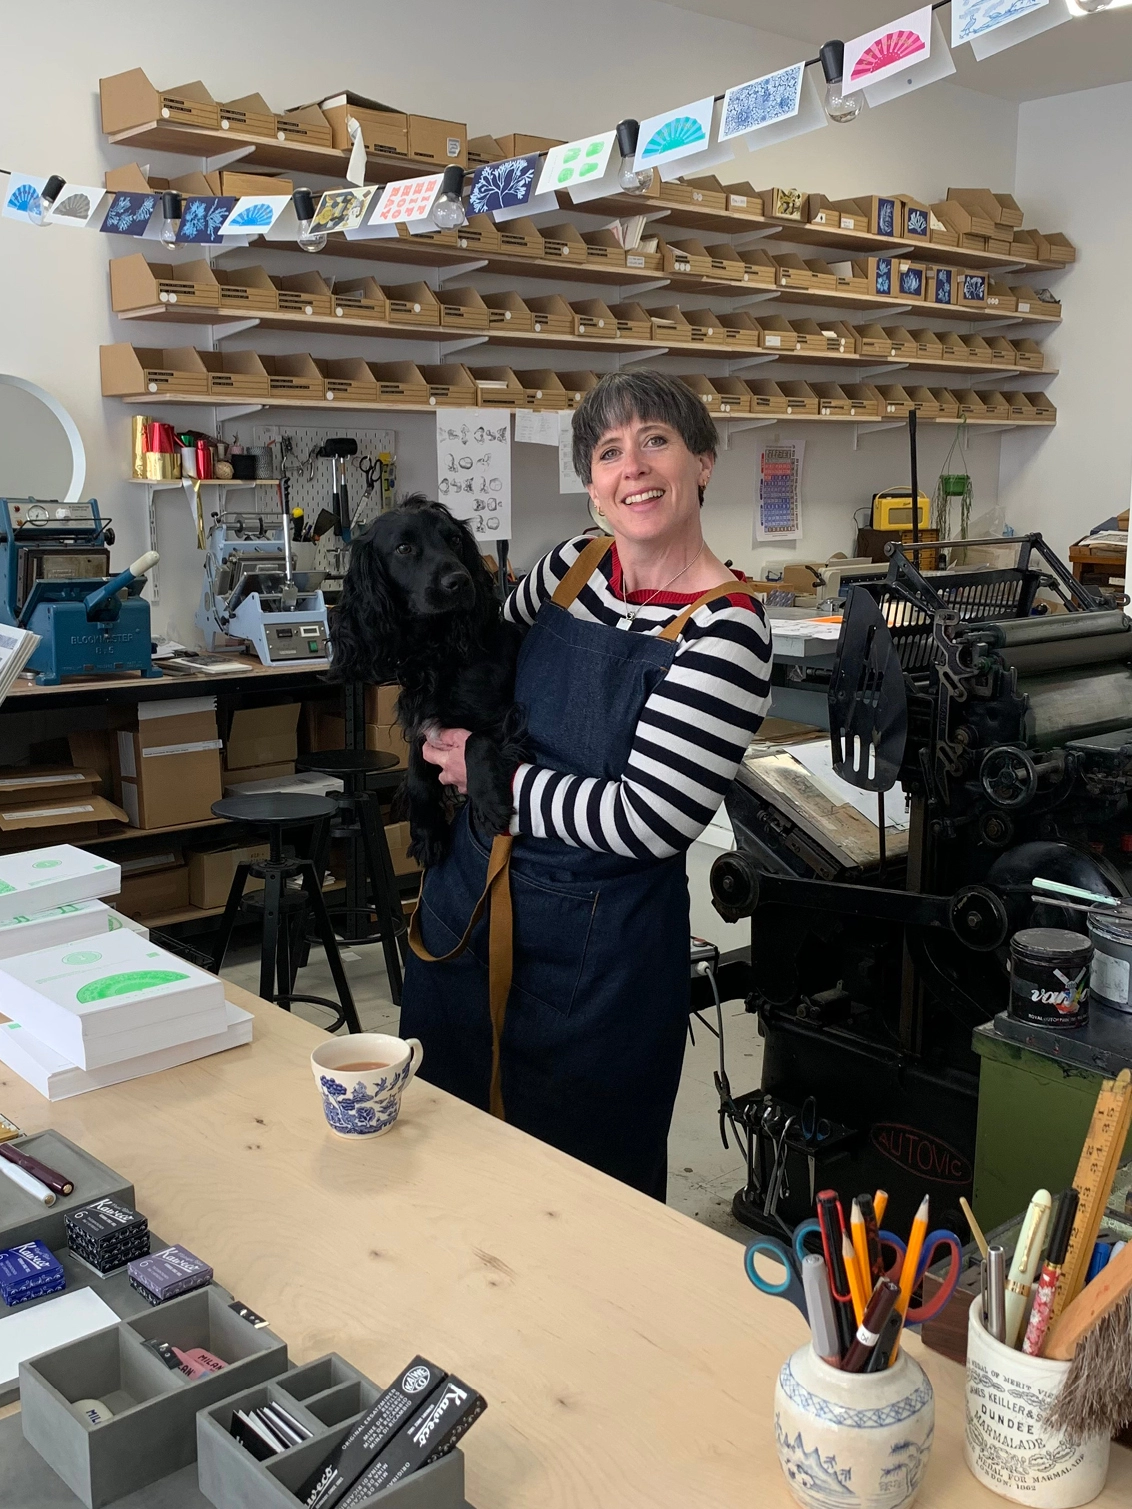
xmin=0 ymin=375 xmax=86 ymax=502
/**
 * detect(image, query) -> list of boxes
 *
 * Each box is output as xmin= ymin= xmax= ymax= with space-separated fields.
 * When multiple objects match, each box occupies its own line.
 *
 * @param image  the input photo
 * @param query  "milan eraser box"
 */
xmin=0 ymin=929 xmax=227 ymax=1068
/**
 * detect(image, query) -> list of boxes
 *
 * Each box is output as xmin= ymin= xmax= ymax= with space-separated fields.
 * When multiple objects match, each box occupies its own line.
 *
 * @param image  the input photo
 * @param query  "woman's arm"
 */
xmin=511 ymin=599 xmax=771 ymax=859
xmin=503 ymin=535 xmax=599 ymax=627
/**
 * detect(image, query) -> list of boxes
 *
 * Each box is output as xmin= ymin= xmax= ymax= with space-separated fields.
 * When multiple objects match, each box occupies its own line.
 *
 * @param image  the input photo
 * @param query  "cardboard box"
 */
xmin=659 ymin=238 xmax=712 ymax=277
xmin=947 ymin=188 xmax=1012 ymax=229
xmin=779 ymin=382 xmax=818 ymax=416
xmin=898 ymin=195 xmax=930 ymax=241
xmin=680 ymin=176 xmax=728 ymax=211
xmin=735 ymin=249 xmax=778 ymax=287
xmin=117 ymin=864 xmax=190 ymax=919
xmin=100 ymin=68 xmax=220 ymax=135
xmin=678 ymin=375 xmax=721 ymax=410
xmin=906 ymin=387 xmax=940 ymax=420
xmin=457 ymin=214 xmax=502 ymax=255
xmin=985 ymin=335 xmax=1017 ymax=366
xmin=623 ymin=242 xmax=663 ymax=273
xmin=495 ymin=133 xmax=562 ymax=156
xmin=1023 ymin=391 xmax=1056 ymax=422
xmin=110 ymin=255 xmax=221 ymax=314
xmin=606 ymin=303 xmax=652 ymax=341
xmin=744 ymin=381 xmax=789 ymax=415
xmin=524 ymin=295 xmax=575 ymax=336
xmin=513 ymin=370 xmax=569 ymax=410
xmin=954 ymin=389 xmax=987 ymax=418
xmin=216 ymin=92 xmax=273 ymax=138
xmin=259 ymin=353 xmax=326 ymax=398
xmin=827 ymin=260 xmax=870 ymax=297
xmin=317 ymin=357 xmax=379 ymax=404
xmin=99 ymin=344 xmax=209 ymax=398
xmin=758 ymin=316 xmax=799 ymax=353
xmin=467 ymin=134 xmax=505 ymax=165
xmin=827 ymin=198 xmax=870 ymax=232
xmin=364 ymin=685 xmax=400 ymax=725
xmin=418 ymin=363 xmax=477 ymax=407
xmin=580 ymin=229 xmax=626 ymax=268
xmin=1009 ymin=230 xmax=1042 ymax=263
xmin=366 ymin=723 xmax=409 ymax=768
xmin=272 ymin=271 xmax=333 ymax=317
xmin=985 ymin=279 xmax=1018 ymax=313
xmin=480 ymin=292 xmax=533 ymax=333
xmin=332 ymin=277 xmax=389 ymax=323
xmin=469 ymin=366 xmax=525 ymax=407
xmin=221 ymin=761 xmax=295 ymax=790
xmin=812 ymin=384 xmax=852 ymax=418
xmin=0 ymin=795 xmax=128 ymax=840
xmin=494 ymin=217 xmax=546 ymax=258
xmin=406 ymin=114 xmax=466 ymax=168
xmin=700 ymin=243 xmax=748 ymax=282
xmin=877 ymin=385 xmax=915 ymax=417
xmin=840 ymin=384 xmax=885 ymax=418
xmin=937 ymin=328 xmax=971 ymax=362
xmin=760 ymin=187 xmax=806 ymax=220
xmin=202 ymin=169 xmax=295 ymax=199
xmin=856 ymin=324 xmax=897 ymax=359
xmin=979 ymin=390 xmax=1011 ymax=420
xmin=775 ymin=254 xmax=836 ymax=292
xmin=68 ymin=731 xmax=115 ymax=800
xmin=926 ymin=265 xmax=958 ymax=307
xmin=682 ymin=308 xmax=739 ymax=347
xmin=383 ymin=281 xmax=441 ymax=326
xmin=788 ymin=318 xmax=838 ymax=354
xmin=1011 ymin=285 xmax=1060 ymax=318
xmin=907 ymin=328 xmax=944 ymax=363
xmin=438 ymin=286 xmax=491 ymax=330
xmin=882 ymin=326 xmax=919 ymax=360
xmin=1008 ymin=393 xmax=1037 ymax=421
xmin=822 ymin=321 xmax=860 ymax=355
xmin=567 ymin=299 xmax=616 ymax=338
xmin=302 ymin=702 xmax=347 ymax=754
xmin=852 ymin=257 xmax=896 ymax=297
xmin=556 ymin=371 xmax=599 ymax=407
xmin=893 ymin=259 xmax=926 ymax=300
xmin=958 ymin=272 xmax=987 ymax=309
xmin=933 ymin=198 xmax=996 ymax=239
xmin=211 ymin=265 xmax=279 ymax=312
xmin=186 ymin=845 xmax=269 ymax=909
xmin=226 ymin=704 xmax=299 ymax=770
xmin=929 ymin=388 xmax=961 ymax=420
xmin=1034 ymin=231 xmax=1076 ymax=265
xmin=717 ymin=312 xmax=764 ymax=349
xmin=722 ymin=182 xmax=763 ymax=217
xmin=274 ymin=104 xmax=332 ymax=147
xmin=1012 ymin=338 xmax=1045 ymax=371
xmin=711 ymin=378 xmax=752 ymax=415
xmin=806 ymin=194 xmax=844 ymax=228
xmin=528 ymin=221 xmax=583 ymax=263
xmin=197 ymin=349 xmax=270 ymax=399
xmin=0 ymin=766 xmax=100 ymax=804
xmin=322 ymin=101 xmax=408 ymax=157
xmin=115 ymin=696 xmax=223 ymax=830
xmin=368 ymin=362 xmax=429 ymax=404
xmin=383 ymin=821 xmax=420 ymax=876
xmin=853 ymin=195 xmax=900 ymax=238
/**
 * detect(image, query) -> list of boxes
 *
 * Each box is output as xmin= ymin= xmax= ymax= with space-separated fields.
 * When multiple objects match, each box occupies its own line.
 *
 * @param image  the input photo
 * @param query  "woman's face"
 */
xmin=586 ymin=415 xmax=714 ymax=545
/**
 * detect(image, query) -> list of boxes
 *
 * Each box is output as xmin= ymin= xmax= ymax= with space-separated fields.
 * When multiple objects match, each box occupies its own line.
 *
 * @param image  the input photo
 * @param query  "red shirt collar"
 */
xmin=608 ymin=540 xmax=747 ymax=605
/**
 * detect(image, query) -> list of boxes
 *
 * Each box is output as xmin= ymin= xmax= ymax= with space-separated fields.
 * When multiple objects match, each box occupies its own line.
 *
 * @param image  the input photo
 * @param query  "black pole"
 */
xmin=908 ymin=409 xmax=920 ymax=546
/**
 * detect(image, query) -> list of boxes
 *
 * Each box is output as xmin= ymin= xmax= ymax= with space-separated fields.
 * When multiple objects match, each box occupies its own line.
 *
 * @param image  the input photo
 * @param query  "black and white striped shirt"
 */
xmin=504 ymin=535 xmax=772 ymax=859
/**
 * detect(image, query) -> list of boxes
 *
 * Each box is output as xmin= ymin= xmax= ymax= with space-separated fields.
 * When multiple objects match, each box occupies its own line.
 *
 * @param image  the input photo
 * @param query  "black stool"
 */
xmin=208 ymin=794 xmax=362 ymax=1034
xmin=296 ymin=750 xmax=408 ymax=1003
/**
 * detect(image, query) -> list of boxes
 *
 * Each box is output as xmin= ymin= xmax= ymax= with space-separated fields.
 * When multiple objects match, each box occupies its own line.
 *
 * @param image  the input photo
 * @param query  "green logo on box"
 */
xmin=32 ymin=860 xmax=62 ymax=870
xmin=76 ymin=970 xmax=188 ymax=1003
xmin=63 ymin=951 xmax=103 ymax=965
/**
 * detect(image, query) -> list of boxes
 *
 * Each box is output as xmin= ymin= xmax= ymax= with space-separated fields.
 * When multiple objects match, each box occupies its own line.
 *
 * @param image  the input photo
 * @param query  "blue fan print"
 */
xmin=7 ymin=182 xmax=42 ymax=216
xmin=468 ymin=154 xmax=538 ymax=216
xmin=226 ymin=200 xmax=276 ymax=229
xmin=101 ymin=193 xmax=157 ymax=235
xmin=640 ymin=115 xmax=707 ymax=161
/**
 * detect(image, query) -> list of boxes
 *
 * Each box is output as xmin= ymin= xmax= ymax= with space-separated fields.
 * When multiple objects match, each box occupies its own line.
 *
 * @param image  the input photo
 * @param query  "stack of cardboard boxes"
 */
xmin=365 ymin=685 xmax=408 ymax=769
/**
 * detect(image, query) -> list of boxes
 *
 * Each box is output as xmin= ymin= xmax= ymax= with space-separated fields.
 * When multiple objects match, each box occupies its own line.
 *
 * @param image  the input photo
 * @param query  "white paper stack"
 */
xmin=0 ymin=1001 xmax=253 ymax=1100
xmin=0 ymin=928 xmax=227 ymax=1069
xmin=0 ymin=898 xmax=146 ymax=960
xmin=0 ymin=623 xmax=40 ymax=709
xmin=0 ymin=845 xmax=120 ymax=923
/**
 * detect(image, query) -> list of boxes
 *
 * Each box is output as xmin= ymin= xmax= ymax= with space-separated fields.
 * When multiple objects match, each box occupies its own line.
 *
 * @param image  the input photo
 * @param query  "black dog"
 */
xmin=330 ymin=496 xmax=523 ymax=868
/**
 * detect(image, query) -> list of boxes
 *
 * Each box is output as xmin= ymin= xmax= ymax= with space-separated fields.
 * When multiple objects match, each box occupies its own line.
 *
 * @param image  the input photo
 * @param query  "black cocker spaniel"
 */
xmin=330 ymin=496 xmax=523 ymax=867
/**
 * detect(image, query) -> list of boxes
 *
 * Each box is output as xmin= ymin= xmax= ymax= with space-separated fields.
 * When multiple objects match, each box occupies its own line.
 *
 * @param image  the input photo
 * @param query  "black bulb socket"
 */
xmin=42 ymin=174 xmax=66 ymax=205
xmin=820 ymin=41 xmax=846 ymax=84
xmin=615 ymin=119 xmax=640 ymax=158
xmin=292 ymin=188 xmax=316 ymax=221
xmin=439 ymin=165 xmax=465 ymax=198
xmin=161 ymin=191 xmax=183 ymax=220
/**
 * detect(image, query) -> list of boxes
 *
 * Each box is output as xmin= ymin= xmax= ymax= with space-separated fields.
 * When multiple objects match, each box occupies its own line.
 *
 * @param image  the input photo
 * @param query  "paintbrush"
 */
xmin=1043 ymin=1239 xmax=1132 ymax=1439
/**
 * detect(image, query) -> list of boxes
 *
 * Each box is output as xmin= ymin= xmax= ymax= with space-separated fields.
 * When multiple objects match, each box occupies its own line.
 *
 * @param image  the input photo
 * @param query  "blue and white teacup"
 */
xmin=310 ymin=1032 xmax=423 ymax=1139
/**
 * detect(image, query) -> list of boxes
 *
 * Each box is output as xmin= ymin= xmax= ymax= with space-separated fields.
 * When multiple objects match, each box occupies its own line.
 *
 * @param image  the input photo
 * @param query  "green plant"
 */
xmin=932 ymin=419 xmax=973 ymax=540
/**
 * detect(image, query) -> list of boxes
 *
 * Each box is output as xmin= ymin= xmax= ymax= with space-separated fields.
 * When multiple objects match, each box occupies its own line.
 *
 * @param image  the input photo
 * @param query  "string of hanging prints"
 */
xmin=2 ymin=0 xmax=1083 ymax=238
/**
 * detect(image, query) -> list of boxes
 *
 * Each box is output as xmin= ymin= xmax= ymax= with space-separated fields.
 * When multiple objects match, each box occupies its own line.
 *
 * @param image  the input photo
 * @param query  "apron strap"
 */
xmin=551 ymin=535 xmax=613 ymax=609
xmin=657 ymin=580 xmax=762 ymax=642
xmin=408 ymin=833 xmax=513 ymax=1120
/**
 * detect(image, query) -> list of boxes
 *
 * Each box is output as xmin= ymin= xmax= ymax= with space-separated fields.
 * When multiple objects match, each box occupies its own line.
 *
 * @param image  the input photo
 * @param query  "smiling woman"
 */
xmin=400 ymin=372 xmax=772 ymax=1201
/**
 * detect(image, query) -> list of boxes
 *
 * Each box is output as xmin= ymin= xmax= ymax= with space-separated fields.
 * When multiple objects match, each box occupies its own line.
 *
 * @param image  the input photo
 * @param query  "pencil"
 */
xmin=898 ymin=1195 xmax=930 ymax=1318
xmin=843 ymin=1233 xmax=868 ymax=1325
xmin=850 ymin=1199 xmax=872 ymax=1301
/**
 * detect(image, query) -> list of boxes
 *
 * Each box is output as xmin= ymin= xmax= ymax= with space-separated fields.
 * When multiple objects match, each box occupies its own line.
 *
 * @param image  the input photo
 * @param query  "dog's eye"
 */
xmin=395 ymin=543 xmax=414 ymax=556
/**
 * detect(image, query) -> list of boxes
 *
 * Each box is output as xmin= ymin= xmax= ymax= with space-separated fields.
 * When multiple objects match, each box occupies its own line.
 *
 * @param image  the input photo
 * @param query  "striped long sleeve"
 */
xmin=503 ymin=536 xmax=772 ymax=858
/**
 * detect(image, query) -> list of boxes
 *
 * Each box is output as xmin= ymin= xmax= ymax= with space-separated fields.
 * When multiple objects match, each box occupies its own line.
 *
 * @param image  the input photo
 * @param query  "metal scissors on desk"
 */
xmin=878 ymin=1228 xmax=963 ymax=1325
xmin=743 ymin=1218 xmax=822 ymax=1318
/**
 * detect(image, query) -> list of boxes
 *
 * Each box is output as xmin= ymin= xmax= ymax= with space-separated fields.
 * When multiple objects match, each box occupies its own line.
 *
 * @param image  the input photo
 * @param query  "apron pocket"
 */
xmin=510 ymin=871 xmax=599 ymax=1018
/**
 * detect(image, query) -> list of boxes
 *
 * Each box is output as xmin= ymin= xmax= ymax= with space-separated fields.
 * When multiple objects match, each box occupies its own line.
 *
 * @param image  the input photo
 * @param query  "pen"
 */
xmin=986 ymin=1244 xmax=1007 ymax=1343
xmin=897 ymin=1195 xmax=930 ymax=1317
xmin=858 ymin=1193 xmax=884 ymax=1287
xmin=960 ymin=1196 xmax=989 ymax=1260
xmin=850 ymin=1199 xmax=872 ymax=1300
xmin=1022 ymin=1187 xmax=1079 ymax=1356
xmin=0 ymin=1155 xmax=55 ymax=1206
xmin=843 ymin=1278 xmax=901 ymax=1373
xmin=817 ymin=1190 xmax=858 ymax=1354
xmin=865 ymin=1304 xmax=904 ymax=1372
xmin=1003 ymin=1188 xmax=1052 ymax=1348
xmin=873 ymin=1190 xmax=888 ymax=1227
xmin=801 ymin=1253 xmax=841 ymax=1367
xmin=842 ymin=1233 xmax=868 ymax=1326
xmin=0 ymin=1142 xmax=73 ymax=1198
xmin=1084 ymin=1240 xmax=1112 ymax=1285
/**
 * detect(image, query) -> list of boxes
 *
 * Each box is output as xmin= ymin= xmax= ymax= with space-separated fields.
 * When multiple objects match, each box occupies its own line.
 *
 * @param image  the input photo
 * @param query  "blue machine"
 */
xmin=0 ymin=498 xmax=160 ymax=685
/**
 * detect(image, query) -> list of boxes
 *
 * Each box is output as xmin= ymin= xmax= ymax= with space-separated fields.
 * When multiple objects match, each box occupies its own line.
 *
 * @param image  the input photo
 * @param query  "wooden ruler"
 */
xmin=1051 ymin=1067 xmax=1132 ymax=1321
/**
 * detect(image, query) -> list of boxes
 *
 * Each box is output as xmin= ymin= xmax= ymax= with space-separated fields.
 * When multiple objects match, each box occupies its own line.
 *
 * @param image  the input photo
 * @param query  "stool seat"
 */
xmin=296 ymin=750 xmax=400 ymax=779
xmin=213 ymin=794 xmax=338 ymax=825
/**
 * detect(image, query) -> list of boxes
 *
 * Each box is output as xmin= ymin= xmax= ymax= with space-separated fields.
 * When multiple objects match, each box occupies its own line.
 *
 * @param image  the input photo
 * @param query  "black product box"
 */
xmin=299 ymin=1356 xmax=447 ymax=1509
xmin=339 ymin=1378 xmax=487 ymax=1508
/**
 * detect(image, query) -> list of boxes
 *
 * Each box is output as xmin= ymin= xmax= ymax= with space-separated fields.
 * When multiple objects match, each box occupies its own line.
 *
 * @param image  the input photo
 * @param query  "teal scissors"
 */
xmin=743 ymin=1218 xmax=821 ymax=1318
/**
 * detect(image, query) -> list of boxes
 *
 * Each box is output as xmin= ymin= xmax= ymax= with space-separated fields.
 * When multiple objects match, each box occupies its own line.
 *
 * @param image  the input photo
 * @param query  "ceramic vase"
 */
xmin=774 ymin=1342 xmax=934 ymax=1509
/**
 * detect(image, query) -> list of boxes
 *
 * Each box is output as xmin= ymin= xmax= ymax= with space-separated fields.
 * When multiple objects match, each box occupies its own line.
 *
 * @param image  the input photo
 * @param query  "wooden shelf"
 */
xmin=771 ymin=285 xmax=1060 ymax=325
xmin=136 ymin=878 xmax=347 ymax=930
xmin=92 ymin=817 xmax=232 ymax=843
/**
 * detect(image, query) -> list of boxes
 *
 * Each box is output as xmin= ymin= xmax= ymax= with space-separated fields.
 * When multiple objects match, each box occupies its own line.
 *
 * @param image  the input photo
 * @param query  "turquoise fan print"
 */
xmin=640 ymin=115 xmax=706 ymax=161
xmin=228 ymin=201 xmax=275 ymax=228
xmin=7 ymin=182 xmax=42 ymax=216
xmin=850 ymin=29 xmax=926 ymax=80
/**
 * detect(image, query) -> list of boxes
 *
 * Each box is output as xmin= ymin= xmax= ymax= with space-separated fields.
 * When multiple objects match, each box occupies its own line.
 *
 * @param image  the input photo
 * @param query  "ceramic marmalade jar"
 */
xmin=774 ymin=1342 xmax=935 ymax=1509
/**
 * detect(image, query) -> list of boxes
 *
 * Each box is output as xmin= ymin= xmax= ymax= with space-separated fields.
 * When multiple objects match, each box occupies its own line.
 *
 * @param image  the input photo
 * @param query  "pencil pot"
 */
xmin=774 ymin=1343 xmax=934 ymax=1509
xmin=964 ymin=1303 xmax=1110 ymax=1506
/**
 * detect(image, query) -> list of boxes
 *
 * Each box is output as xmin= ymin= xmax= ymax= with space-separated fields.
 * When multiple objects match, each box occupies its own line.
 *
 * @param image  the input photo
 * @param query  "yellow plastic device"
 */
xmin=871 ymin=489 xmax=930 ymax=531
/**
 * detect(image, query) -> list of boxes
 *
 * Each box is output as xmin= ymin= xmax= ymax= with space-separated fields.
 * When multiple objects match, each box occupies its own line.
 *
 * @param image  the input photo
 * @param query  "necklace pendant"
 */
xmin=617 ymin=612 xmax=636 ymax=631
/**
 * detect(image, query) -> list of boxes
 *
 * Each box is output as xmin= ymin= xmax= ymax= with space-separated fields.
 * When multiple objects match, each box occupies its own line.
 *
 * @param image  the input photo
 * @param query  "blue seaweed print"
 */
xmin=877 ymin=198 xmax=895 ymax=237
xmin=963 ymin=274 xmax=986 ymax=301
xmin=722 ymin=64 xmax=804 ymax=139
xmin=875 ymin=258 xmax=892 ymax=296
xmin=899 ymin=265 xmax=923 ymax=296
xmin=469 ymin=154 xmax=538 ymax=215
xmin=176 ymin=196 xmax=237 ymax=244
xmin=954 ymin=0 xmax=1046 ymax=44
xmin=935 ymin=268 xmax=952 ymax=304
xmin=101 ymin=192 xmax=157 ymax=235
xmin=906 ymin=207 xmax=929 ymax=238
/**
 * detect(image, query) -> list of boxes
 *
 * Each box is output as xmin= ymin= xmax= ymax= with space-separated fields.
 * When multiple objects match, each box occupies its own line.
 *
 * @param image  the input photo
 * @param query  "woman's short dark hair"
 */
xmin=571 ymin=371 xmax=719 ymax=485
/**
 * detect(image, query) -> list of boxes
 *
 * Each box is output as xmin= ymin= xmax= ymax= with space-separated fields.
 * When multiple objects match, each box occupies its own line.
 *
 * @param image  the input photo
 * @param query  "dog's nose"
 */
xmin=438 ymin=569 xmax=469 ymax=594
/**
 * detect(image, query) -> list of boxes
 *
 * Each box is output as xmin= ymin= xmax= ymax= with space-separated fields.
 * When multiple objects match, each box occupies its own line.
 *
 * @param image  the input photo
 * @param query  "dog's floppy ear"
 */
xmin=328 ymin=522 xmax=401 ymax=682
xmin=447 ymin=509 xmax=500 ymax=630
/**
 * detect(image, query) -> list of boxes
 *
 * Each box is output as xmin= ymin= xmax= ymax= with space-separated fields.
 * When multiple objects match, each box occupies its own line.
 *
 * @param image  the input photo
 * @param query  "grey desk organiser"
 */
xmin=197 ymin=1354 xmax=467 ymax=1509
xmin=20 ymin=1283 xmax=288 ymax=1509
xmin=0 ymin=1129 xmax=134 ymax=1251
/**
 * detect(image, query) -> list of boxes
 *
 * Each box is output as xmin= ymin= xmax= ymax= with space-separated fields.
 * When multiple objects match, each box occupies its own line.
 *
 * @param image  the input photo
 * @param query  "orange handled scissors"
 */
xmin=879 ymin=1228 xmax=962 ymax=1325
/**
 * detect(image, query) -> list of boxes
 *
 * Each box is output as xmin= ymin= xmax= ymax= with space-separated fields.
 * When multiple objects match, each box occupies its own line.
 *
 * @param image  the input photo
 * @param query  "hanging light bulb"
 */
xmin=819 ymin=41 xmax=863 ymax=124
xmin=292 ymin=189 xmax=327 ymax=252
xmin=159 ymin=191 xmax=183 ymax=245
xmin=615 ymin=119 xmax=654 ymax=195
xmin=431 ymin=166 xmax=467 ymax=230
xmin=28 ymin=175 xmax=65 ymax=226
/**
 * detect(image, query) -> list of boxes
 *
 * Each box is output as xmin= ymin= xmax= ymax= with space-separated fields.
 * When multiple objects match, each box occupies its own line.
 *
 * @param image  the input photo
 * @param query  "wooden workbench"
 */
xmin=2 ymin=987 xmax=1130 ymax=1508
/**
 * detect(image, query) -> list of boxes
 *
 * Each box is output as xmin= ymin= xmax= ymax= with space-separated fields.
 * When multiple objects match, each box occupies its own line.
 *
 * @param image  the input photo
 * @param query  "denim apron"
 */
xmin=400 ymin=537 xmax=756 ymax=1198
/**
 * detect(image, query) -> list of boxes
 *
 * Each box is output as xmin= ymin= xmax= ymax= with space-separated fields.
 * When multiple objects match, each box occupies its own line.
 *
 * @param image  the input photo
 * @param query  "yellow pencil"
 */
xmin=898 ymin=1194 xmax=930 ymax=1317
xmin=842 ymin=1232 xmax=868 ymax=1325
xmin=874 ymin=1190 xmax=888 ymax=1227
xmin=850 ymin=1198 xmax=872 ymax=1300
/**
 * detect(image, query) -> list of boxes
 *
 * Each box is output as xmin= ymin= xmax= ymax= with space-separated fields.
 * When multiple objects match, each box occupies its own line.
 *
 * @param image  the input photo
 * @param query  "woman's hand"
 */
xmin=420 ymin=727 xmax=472 ymax=793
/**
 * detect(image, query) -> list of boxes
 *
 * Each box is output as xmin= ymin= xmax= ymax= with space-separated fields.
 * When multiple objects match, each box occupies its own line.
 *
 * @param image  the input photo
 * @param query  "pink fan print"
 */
xmin=843 ymin=5 xmax=932 ymax=88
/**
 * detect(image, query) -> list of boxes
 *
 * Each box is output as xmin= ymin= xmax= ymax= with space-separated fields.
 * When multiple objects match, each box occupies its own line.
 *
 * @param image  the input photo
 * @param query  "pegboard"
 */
xmin=249 ymin=423 xmax=396 ymax=523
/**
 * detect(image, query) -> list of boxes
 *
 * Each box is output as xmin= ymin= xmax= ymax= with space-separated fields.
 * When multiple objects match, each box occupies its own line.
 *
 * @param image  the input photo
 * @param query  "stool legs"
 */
xmin=297 ymin=860 xmax=363 ymax=1034
xmin=357 ymin=796 xmax=406 ymax=1002
xmin=211 ymin=862 xmax=253 ymax=976
xmin=259 ymin=863 xmax=286 ymax=1006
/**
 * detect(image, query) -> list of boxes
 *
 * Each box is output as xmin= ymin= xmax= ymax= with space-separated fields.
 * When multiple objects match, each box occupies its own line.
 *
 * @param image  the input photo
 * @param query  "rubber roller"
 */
xmin=1022 ymin=664 xmax=1132 ymax=748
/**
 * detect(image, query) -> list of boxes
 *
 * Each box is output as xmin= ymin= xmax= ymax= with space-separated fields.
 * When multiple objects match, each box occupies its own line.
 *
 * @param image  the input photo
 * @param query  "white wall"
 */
xmin=0 ymin=0 xmax=1026 ymax=647
xmin=998 ymin=80 xmax=1126 ymax=557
